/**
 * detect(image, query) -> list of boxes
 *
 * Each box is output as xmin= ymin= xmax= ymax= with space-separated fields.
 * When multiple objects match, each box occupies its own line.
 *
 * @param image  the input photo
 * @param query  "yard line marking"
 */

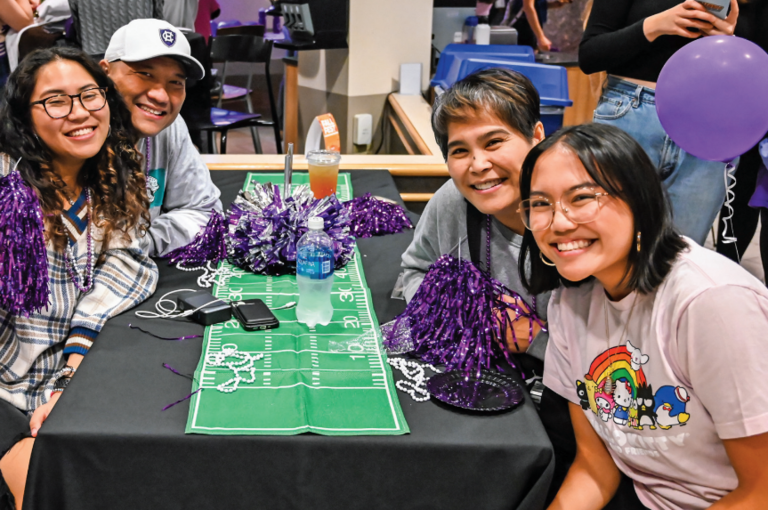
xmin=198 ymin=383 xmax=389 ymax=390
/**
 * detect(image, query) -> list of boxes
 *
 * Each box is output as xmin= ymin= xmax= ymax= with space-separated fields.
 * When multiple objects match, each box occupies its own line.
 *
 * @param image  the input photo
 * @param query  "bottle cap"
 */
xmin=308 ymin=217 xmax=324 ymax=230
xmin=465 ymin=16 xmax=479 ymax=27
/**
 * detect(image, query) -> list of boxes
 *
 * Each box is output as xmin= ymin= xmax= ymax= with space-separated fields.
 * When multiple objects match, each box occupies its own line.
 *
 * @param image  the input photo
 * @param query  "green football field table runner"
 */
xmin=185 ymin=172 xmax=409 ymax=435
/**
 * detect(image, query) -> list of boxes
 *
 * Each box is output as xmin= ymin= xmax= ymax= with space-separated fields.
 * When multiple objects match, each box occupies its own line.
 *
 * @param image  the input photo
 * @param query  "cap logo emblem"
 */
xmin=160 ymin=29 xmax=177 ymax=47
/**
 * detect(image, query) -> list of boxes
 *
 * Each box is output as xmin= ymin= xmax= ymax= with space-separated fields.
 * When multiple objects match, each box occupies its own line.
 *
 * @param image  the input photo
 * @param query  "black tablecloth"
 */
xmin=25 ymin=170 xmax=554 ymax=510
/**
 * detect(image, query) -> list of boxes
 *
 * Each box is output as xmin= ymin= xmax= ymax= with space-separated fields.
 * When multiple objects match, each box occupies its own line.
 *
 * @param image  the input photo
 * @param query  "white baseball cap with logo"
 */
xmin=105 ymin=18 xmax=205 ymax=81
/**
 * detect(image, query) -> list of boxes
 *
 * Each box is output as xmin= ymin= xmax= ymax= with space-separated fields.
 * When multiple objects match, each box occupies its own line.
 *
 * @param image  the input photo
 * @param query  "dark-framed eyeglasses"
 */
xmin=30 ymin=87 xmax=108 ymax=119
xmin=517 ymin=186 xmax=611 ymax=231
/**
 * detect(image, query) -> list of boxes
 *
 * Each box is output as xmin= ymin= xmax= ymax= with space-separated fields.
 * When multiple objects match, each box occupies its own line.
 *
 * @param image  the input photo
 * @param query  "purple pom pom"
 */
xmin=383 ymin=255 xmax=544 ymax=378
xmin=0 ymin=169 xmax=50 ymax=316
xmin=163 ymin=211 xmax=227 ymax=267
xmin=226 ymin=183 xmax=355 ymax=275
xmin=344 ymin=193 xmax=413 ymax=238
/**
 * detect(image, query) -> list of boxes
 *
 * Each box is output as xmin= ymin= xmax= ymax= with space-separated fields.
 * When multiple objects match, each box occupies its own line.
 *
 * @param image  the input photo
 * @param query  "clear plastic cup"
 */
xmin=306 ymin=150 xmax=341 ymax=199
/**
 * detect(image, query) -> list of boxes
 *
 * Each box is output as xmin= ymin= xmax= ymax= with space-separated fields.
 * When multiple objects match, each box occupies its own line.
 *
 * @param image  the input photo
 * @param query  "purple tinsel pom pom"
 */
xmin=163 ymin=211 xmax=227 ymax=267
xmin=344 ymin=193 xmax=413 ymax=238
xmin=226 ymin=182 xmax=355 ymax=275
xmin=0 ymin=170 xmax=50 ymax=316
xmin=383 ymin=254 xmax=544 ymax=378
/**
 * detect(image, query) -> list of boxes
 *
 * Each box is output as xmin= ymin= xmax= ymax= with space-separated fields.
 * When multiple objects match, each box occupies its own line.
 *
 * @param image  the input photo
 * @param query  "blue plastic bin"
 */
xmin=431 ymin=44 xmax=535 ymax=91
xmin=454 ymin=58 xmax=572 ymax=135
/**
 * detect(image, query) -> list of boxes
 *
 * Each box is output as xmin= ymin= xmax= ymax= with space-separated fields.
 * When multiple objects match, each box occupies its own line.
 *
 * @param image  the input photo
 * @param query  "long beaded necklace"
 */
xmin=387 ymin=357 xmax=442 ymax=402
xmin=208 ymin=347 xmax=264 ymax=393
xmin=602 ymin=292 xmax=638 ymax=391
xmin=145 ymin=137 xmax=152 ymax=189
xmin=62 ymin=188 xmax=96 ymax=293
xmin=484 ymin=214 xmax=538 ymax=314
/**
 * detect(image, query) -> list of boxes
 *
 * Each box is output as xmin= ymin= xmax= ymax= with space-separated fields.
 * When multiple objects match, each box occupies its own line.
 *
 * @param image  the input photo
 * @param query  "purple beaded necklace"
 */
xmin=145 ymin=137 xmax=152 ymax=187
xmin=485 ymin=214 xmax=492 ymax=276
xmin=62 ymin=188 xmax=95 ymax=293
xmin=484 ymin=214 xmax=537 ymax=312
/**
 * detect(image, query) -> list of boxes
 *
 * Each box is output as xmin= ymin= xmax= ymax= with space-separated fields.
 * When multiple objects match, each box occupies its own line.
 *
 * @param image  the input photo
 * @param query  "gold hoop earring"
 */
xmin=540 ymin=252 xmax=556 ymax=267
xmin=636 ymin=232 xmax=642 ymax=252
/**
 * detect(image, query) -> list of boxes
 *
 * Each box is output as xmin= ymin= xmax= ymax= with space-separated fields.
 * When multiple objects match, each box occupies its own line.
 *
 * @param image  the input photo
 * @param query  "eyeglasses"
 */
xmin=518 ymin=186 xmax=610 ymax=231
xmin=30 ymin=87 xmax=108 ymax=119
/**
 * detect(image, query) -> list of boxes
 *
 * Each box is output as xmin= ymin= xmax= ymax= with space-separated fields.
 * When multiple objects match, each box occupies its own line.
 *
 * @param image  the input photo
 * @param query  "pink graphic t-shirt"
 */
xmin=544 ymin=239 xmax=768 ymax=510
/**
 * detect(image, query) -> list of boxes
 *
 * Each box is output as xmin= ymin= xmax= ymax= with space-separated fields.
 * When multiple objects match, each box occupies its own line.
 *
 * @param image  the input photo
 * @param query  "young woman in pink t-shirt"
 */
xmin=517 ymin=123 xmax=768 ymax=510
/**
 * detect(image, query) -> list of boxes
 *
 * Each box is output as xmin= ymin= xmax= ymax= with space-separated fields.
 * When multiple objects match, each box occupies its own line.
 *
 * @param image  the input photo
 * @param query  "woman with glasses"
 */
xmin=518 ymin=123 xmax=768 ymax=509
xmin=0 ymin=47 xmax=157 ymax=509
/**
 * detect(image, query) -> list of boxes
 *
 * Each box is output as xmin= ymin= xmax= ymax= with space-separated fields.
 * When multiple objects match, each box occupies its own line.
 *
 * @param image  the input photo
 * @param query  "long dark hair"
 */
xmin=0 ymin=47 xmax=149 ymax=254
xmin=518 ymin=123 xmax=687 ymax=295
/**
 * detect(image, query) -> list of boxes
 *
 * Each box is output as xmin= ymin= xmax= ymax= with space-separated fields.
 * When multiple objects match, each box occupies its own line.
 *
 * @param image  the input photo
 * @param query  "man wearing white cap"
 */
xmin=101 ymin=18 xmax=223 ymax=257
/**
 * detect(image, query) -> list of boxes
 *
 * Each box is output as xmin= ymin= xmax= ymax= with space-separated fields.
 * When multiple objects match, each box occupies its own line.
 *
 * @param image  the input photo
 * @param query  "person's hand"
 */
xmin=28 ymin=0 xmax=41 ymax=10
xmin=29 ymin=391 xmax=61 ymax=437
xmin=537 ymin=35 xmax=553 ymax=52
xmin=700 ymin=0 xmax=738 ymax=35
xmin=497 ymin=294 xmax=542 ymax=352
xmin=643 ymin=0 xmax=721 ymax=42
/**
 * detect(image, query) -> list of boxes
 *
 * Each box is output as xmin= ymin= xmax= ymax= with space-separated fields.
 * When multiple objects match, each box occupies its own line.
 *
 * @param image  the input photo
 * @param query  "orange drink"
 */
xmin=307 ymin=150 xmax=341 ymax=199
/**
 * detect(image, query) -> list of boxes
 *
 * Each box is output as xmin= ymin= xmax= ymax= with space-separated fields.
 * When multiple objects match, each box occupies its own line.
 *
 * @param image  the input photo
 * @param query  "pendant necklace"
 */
xmin=62 ymin=188 xmax=96 ymax=293
xmin=603 ymin=290 xmax=638 ymax=392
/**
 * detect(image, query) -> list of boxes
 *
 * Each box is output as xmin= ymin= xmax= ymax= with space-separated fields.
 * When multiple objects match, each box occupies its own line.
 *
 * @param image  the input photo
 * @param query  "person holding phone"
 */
xmin=579 ymin=0 xmax=739 ymax=246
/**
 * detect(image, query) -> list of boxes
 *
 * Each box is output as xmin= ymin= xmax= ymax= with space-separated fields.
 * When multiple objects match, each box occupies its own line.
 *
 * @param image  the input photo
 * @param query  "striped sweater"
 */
xmin=0 ymin=155 xmax=159 ymax=412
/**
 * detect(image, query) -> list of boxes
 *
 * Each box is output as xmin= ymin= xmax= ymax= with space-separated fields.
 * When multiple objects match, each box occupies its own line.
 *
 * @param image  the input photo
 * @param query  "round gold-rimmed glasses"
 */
xmin=30 ymin=87 xmax=108 ymax=119
xmin=518 ymin=186 xmax=610 ymax=231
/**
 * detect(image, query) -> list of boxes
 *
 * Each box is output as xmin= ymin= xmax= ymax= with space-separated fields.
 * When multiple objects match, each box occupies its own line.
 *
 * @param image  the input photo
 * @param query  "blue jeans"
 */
xmin=593 ymin=76 xmax=730 ymax=245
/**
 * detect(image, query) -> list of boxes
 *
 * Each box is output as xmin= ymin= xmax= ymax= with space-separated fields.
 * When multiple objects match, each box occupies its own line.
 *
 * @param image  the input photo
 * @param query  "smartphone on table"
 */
xmin=232 ymin=299 xmax=280 ymax=331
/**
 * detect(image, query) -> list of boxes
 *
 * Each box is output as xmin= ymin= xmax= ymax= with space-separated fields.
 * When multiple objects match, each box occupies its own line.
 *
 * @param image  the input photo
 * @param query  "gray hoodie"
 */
xmin=138 ymin=116 xmax=223 ymax=257
xmin=400 ymin=180 xmax=549 ymax=360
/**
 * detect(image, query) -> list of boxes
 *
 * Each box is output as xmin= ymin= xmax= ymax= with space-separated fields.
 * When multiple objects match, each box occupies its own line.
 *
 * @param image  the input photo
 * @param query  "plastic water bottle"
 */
xmin=463 ymin=16 xmax=479 ymax=44
xmin=296 ymin=217 xmax=335 ymax=328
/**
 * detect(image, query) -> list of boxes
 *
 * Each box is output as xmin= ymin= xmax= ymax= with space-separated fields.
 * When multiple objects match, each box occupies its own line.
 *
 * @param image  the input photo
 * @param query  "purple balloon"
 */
xmin=656 ymin=36 xmax=768 ymax=162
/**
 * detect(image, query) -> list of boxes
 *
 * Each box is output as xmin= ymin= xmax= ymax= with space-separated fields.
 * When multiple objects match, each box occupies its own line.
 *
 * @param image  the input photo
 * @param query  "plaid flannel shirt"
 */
xmin=0 ymin=155 xmax=158 ymax=412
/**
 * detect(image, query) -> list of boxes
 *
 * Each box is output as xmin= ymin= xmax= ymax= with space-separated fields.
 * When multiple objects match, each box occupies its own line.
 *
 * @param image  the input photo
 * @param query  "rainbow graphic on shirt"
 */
xmin=576 ymin=342 xmax=692 ymax=431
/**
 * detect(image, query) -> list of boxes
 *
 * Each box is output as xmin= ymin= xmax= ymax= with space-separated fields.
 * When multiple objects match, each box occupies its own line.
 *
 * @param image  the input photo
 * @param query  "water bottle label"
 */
xmin=297 ymin=257 xmax=333 ymax=279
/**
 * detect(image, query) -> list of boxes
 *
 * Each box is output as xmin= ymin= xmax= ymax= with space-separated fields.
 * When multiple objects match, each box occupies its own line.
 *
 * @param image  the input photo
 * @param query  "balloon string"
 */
xmin=719 ymin=162 xmax=740 ymax=262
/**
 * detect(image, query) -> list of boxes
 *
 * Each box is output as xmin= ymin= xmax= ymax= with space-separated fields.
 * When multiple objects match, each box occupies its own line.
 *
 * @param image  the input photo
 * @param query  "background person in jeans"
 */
xmin=580 ymin=0 xmax=739 ymax=245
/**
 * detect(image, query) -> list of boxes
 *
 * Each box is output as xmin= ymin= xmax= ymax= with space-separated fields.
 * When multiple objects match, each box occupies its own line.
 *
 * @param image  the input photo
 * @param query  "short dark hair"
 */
xmin=518 ymin=123 xmax=687 ymax=295
xmin=432 ymin=67 xmax=540 ymax=159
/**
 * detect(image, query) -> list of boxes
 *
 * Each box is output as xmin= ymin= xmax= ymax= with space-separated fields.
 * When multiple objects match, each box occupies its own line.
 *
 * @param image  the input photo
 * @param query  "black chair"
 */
xmin=209 ymin=33 xmax=282 ymax=153
xmin=215 ymin=24 xmax=266 ymax=37
xmin=209 ymin=25 xmax=266 ymax=110
xmin=181 ymin=32 xmax=268 ymax=154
